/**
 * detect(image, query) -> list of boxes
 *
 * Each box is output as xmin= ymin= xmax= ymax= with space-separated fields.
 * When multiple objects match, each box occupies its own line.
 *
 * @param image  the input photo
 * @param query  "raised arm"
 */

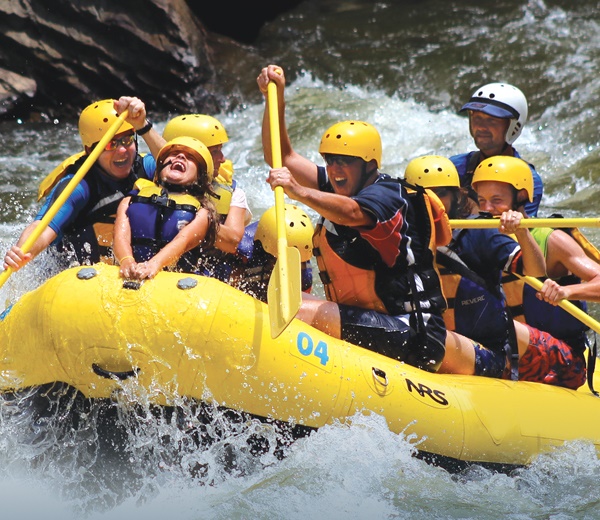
xmin=539 ymin=229 xmax=600 ymax=303
xmin=256 ymin=65 xmax=319 ymax=189
xmin=114 ymin=96 xmax=165 ymax=158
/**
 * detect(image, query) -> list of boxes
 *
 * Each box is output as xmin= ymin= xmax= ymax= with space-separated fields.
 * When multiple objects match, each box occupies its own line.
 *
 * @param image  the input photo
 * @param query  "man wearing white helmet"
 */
xmin=450 ymin=82 xmax=544 ymax=217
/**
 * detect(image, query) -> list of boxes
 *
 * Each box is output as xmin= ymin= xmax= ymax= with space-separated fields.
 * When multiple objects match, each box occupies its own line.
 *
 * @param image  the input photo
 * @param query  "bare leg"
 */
xmin=513 ymin=320 xmax=532 ymax=357
xmin=296 ymin=294 xmax=342 ymax=338
xmin=437 ymin=330 xmax=476 ymax=375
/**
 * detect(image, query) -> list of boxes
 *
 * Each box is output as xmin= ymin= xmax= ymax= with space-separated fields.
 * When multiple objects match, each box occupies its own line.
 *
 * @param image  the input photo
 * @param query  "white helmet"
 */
xmin=460 ymin=82 xmax=528 ymax=145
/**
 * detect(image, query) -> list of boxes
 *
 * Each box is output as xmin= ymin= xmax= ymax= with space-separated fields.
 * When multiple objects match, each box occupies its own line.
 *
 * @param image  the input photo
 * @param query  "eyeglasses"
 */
xmin=104 ymin=134 xmax=135 ymax=151
xmin=323 ymin=154 xmax=359 ymax=167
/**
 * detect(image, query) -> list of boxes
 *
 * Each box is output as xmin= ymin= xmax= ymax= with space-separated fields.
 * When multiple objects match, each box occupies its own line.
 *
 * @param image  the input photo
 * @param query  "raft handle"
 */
xmin=372 ymin=367 xmax=389 ymax=387
xmin=122 ymin=279 xmax=143 ymax=290
xmin=92 ymin=363 xmax=140 ymax=381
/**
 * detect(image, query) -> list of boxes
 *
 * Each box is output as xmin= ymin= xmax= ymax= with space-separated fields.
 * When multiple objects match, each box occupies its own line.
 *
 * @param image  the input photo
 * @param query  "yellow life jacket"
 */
xmin=132 ymin=178 xmax=202 ymax=209
xmin=37 ymin=151 xmax=86 ymax=200
xmin=209 ymin=160 xmax=234 ymax=216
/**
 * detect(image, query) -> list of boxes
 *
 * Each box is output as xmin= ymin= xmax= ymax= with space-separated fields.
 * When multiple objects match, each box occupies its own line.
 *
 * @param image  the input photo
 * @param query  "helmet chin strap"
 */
xmin=358 ymin=161 xmax=378 ymax=192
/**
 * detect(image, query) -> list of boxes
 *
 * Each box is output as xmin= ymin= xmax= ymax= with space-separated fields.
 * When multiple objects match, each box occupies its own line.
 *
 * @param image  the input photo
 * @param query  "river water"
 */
xmin=1 ymin=0 xmax=600 ymax=518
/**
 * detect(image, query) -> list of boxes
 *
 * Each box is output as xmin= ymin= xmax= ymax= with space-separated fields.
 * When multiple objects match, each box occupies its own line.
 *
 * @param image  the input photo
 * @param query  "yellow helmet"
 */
xmin=404 ymin=155 xmax=460 ymax=188
xmin=78 ymin=99 xmax=134 ymax=149
xmin=319 ymin=121 xmax=382 ymax=168
xmin=256 ymin=204 xmax=314 ymax=262
xmin=472 ymin=156 xmax=533 ymax=202
xmin=162 ymin=114 xmax=229 ymax=148
xmin=155 ymin=136 xmax=214 ymax=183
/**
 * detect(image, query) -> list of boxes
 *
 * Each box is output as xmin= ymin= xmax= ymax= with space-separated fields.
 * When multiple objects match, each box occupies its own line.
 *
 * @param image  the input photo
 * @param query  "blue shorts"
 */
xmin=338 ymin=305 xmax=446 ymax=372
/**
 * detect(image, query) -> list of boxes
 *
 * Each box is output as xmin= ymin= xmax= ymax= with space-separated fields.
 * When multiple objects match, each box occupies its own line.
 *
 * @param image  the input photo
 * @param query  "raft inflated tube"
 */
xmin=0 ymin=264 xmax=599 ymax=468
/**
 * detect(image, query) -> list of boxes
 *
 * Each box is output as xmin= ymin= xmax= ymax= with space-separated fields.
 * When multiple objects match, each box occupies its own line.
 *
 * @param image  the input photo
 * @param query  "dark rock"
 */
xmin=0 ymin=0 xmax=276 ymax=121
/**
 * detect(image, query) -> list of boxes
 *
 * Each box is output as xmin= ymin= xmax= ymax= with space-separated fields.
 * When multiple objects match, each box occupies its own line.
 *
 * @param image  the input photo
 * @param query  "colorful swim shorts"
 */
xmin=518 ymin=324 xmax=586 ymax=389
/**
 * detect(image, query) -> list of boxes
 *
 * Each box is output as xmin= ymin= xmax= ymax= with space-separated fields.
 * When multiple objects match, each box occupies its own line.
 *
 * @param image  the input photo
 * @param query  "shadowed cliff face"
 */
xmin=0 ymin=0 xmax=299 ymax=121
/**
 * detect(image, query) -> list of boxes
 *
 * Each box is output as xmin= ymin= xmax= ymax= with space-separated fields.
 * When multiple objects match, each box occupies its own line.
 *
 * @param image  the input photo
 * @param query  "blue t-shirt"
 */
xmin=36 ymin=154 xmax=155 ymax=242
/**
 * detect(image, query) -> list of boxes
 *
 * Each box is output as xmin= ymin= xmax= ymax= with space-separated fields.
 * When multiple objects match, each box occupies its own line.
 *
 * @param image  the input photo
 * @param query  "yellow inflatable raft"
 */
xmin=1 ymin=263 xmax=599 ymax=469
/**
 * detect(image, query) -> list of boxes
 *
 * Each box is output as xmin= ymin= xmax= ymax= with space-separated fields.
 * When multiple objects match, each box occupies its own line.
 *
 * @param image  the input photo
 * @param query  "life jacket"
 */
xmin=58 ymin=154 xmax=148 ymax=265
xmin=503 ymin=226 xmax=589 ymax=353
xmin=209 ymin=160 xmax=235 ymax=218
xmin=38 ymin=151 xmax=86 ymax=201
xmin=127 ymin=179 xmax=201 ymax=271
xmin=436 ymin=232 xmax=513 ymax=352
xmin=225 ymin=221 xmax=313 ymax=301
xmin=312 ymin=178 xmax=447 ymax=319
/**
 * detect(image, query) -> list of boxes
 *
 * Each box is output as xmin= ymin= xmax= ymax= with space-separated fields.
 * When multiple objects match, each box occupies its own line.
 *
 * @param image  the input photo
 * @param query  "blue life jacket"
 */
xmin=127 ymin=179 xmax=201 ymax=272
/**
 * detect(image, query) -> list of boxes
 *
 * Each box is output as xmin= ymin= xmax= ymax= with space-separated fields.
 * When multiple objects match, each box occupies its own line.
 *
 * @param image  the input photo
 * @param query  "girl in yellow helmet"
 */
xmin=113 ymin=137 xmax=218 ymax=280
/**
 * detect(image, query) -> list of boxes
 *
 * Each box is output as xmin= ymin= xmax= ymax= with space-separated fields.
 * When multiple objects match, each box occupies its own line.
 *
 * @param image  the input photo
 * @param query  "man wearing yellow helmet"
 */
xmin=3 ymin=96 xmax=163 ymax=272
xmin=472 ymin=156 xmax=600 ymax=389
xmin=257 ymin=65 xmax=450 ymax=373
xmin=405 ymin=155 xmax=546 ymax=379
xmin=113 ymin=136 xmax=218 ymax=280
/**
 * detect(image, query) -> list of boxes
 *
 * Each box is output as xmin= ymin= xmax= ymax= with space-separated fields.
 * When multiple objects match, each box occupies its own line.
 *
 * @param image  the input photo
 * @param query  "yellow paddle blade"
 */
xmin=268 ymin=246 xmax=302 ymax=338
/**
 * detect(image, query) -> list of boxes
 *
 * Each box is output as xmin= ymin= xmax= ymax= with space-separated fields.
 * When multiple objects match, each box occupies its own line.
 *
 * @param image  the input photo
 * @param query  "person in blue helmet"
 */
xmin=450 ymin=82 xmax=544 ymax=217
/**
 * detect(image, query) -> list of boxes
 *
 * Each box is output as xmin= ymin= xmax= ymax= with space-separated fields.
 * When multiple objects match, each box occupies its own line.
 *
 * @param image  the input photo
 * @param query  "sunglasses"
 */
xmin=323 ymin=154 xmax=359 ymax=167
xmin=431 ymin=187 xmax=451 ymax=198
xmin=104 ymin=133 xmax=135 ymax=151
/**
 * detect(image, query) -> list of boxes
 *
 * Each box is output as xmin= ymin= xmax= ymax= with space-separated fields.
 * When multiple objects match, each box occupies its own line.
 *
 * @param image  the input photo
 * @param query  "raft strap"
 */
xmin=92 ymin=363 xmax=140 ymax=381
xmin=587 ymin=334 xmax=598 ymax=396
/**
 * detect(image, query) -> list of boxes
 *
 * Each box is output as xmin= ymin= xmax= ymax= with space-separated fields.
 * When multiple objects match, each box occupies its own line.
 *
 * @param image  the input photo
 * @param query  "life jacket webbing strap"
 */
xmin=587 ymin=334 xmax=598 ymax=396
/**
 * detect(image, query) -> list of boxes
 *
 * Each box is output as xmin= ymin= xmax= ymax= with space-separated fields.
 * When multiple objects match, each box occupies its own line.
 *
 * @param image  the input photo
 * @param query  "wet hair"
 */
xmin=434 ymin=186 xmax=473 ymax=220
xmin=157 ymin=155 xmax=220 ymax=248
xmin=453 ymin=187 xmax=477 ymax=219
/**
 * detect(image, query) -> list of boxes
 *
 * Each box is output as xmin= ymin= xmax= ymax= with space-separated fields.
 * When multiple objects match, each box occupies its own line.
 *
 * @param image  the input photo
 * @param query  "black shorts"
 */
xmin=338 ymin=304 xmax=447 ymax=372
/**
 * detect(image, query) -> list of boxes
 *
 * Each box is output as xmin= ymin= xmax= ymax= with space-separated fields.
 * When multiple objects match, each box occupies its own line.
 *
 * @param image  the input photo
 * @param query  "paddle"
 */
xmin=266 ymin=81 xmax=302 ymax=338
xmin=514 ymin=273 xmax=600 ymax=335
xmin=0 ymin=110 xmax=129 ymax=290
xmin=450 ymin=218 xmax=600 ymax=229
xmin=515 ymin=273 xmax=600 ymax=394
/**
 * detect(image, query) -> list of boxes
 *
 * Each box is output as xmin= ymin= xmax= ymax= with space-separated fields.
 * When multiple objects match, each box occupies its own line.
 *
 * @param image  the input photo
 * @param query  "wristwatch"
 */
xmin=137 ymin=119 xmax=153 ymax=136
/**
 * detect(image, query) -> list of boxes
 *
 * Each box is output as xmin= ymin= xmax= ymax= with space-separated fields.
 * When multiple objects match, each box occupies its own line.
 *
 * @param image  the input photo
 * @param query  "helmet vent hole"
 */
xmin=424 ymin=168 xmax=430 ymax=173
xmin=489 ymin=94 xmax=496 ymax=99
xmin=102 ymin=117 xmax=109 ymax=123
xmin=437 ymin=167 xmax=443 ymax=172
xmin=335 ymin=134 xmax=342 ymax=140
